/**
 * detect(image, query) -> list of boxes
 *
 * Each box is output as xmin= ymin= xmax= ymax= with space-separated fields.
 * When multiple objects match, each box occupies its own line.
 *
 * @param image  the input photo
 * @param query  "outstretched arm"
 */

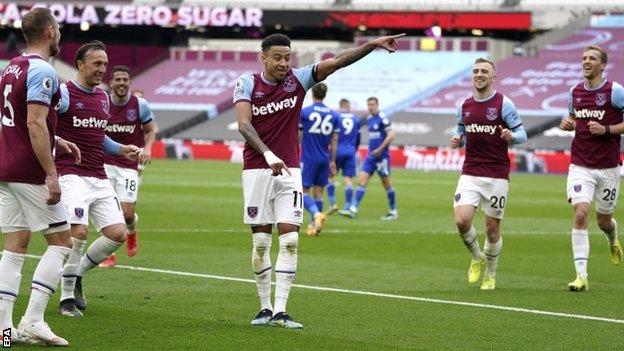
xmin=315 ymin=34 xmax=405 ymax=81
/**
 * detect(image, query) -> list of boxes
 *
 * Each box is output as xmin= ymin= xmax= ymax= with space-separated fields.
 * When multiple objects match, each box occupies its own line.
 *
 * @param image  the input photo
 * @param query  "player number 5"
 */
xmin=1 ymin=84 xmax=15 ymax=127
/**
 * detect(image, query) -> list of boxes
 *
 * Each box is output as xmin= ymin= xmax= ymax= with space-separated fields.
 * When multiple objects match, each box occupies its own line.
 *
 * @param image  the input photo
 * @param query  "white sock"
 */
xmin=484 ymin=237 xmax=502 ymax=278
xmin=572 ymin=228 xmax=589 ymax=279
xmin=603 ymin=218 xmax=617 ymax=245
xmin=274 ymin=232 xmax=298 ymax=315
xmin=252 ymin=232 xmax=273 ymax=311
xmin=127 ymin=213 xmax=138 ymax=233
xmin=61 ymin=237 xmax=87 ymax=301
xmin=460 ymin=226 xmax=482 ymax=260
xmin=0 ymin=251 xmax=25 ymax=330
xmin=79 ymin=236 xmax=123 ymax=275
xmin=23 ymin=246 xmax=70 ymax=323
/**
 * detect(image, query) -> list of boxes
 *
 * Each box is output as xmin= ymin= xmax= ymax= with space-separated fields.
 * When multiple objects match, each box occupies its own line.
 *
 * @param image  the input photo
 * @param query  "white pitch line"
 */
xmin=142 ymin=228 xmax=566 ymax=236
xmin=21 ymin=255 xmax=624 ymax=325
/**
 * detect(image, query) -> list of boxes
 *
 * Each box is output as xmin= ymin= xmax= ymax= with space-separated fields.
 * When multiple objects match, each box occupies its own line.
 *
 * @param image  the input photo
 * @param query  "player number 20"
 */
xmin=489 ymin=195 xmax=506 ymax=209
xmin=602 ymin=188 xmax=617 ymax=201
xmin=125 ymin=179 xmax=137 ymax=192
xmin=308 ymin=112 xmax=334 ymax=135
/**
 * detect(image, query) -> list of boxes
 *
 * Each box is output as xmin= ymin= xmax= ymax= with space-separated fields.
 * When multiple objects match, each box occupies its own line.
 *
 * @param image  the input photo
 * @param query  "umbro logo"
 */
xmin=76 ymin=102 xmax=84 ymax=109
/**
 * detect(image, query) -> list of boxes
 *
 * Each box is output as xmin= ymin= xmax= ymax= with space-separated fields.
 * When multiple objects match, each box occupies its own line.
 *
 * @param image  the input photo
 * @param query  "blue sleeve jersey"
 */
xmin=300 ymin=102 xmax=340 ymax=163
xmin=366 ymin=112 xmax=392 ymax=159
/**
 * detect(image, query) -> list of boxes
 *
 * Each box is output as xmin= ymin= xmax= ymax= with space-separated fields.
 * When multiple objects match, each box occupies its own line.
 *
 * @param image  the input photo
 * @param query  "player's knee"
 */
xmin=71 ymin=227 xmax=88 ymax=241
xmin=455 ymin=218 xmax=471 ymax=233
xmin=279 ymin=234 xmax=298 ymax=254
xmin=485 ymin=224 xmax=500 ymax=243
xmin=124 ymin=213 xmax=135 ymax=225
xmin=574 ymin=210 xmax=589 ymax=227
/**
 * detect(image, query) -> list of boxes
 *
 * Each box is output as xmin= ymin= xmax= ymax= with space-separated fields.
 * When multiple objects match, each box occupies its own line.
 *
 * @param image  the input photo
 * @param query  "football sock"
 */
xmin=572 ymin=228 xmax=589 ymax=279
xmin=386 ymin=187 xmax=396 ymax=211
xmin=274 ymin=232 xmax=298 ymax=314
xmin=344 ymin=185 xmax=354 ymax=209
xmin=0 ymin=251 xmax=25 ymax=330
xmin=61 ymin=238 xmax=86 ymax=301
xmin=353 ymin=186 xmax=366 ymax=209
xmin=24 ymin=246 xmax=70 ymax=323
xmin=126 ymin=212 xmax=138 ymax=233
xmin=79 ymin=236 xmax=123 ymax=275
xmin=603 ymin=218 xmax=617 ymax=245
xmin=252 ymin=232 xmax=273 ymax=311
xmin=326 ymin=183 xmax=336 ymax=207
xmin=303 ymin=194 xmax=319 ymax=221
xmin=484 ymin=237 xmax=502 ymax=278
xmin=460 ymin=226 xmax=482 ymax=260
xmin=314 ymin=197 xmax=324 ymax=213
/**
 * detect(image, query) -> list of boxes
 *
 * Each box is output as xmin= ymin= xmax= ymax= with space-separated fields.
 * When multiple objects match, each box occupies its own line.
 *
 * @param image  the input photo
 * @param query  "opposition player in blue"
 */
xmin=325 ymin=98 xmax=362 ymax=216
xmin=347 ymin=97 xmax=397 ymax=220
xmin=299 ymin=83 xmax=340 ymax=236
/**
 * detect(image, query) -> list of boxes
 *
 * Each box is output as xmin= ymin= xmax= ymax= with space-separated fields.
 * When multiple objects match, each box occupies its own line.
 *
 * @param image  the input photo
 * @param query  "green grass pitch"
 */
xmin=10 ymin=160 xmax=624 ymax=350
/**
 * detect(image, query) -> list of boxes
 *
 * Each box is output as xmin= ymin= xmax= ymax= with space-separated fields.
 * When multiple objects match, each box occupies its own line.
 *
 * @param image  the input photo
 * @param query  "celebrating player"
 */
xmin=0 ymin=8 xmax=80 ymax=346
xmin=100 ymin=65 xmax=159 ymax=267
xmin=299 ymin=83 xmax=339 ymax=236
xmin=56 ymin=41 xmax=140 ymax=317
xmin=234 ymin=32 xmax=403 ymax=329
xmin=560 ymin=45 xmax=624 ymax=291
xmin=347 ymin=97 xmax=397 ymax=220
xmin=451 ymin=57 xmax=527 ymax=290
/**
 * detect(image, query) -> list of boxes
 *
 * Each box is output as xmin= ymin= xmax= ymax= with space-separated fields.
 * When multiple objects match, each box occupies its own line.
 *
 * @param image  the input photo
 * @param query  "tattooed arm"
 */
xmin=315 ymin=33 xmax=405 ymax=81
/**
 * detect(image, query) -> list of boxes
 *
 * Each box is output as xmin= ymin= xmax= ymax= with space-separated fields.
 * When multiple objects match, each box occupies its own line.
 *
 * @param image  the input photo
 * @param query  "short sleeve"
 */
xmin=611 ymin=82 xmax=624 ymax=110
xmin=57 ymin=83 xmax=70 ymax=115
xmin=502 ymin=96 xmax=523 ymax=130
xmin=138 ymin=97 xmax=155 ymax=124
xmin=26 ymin=60 xmax=58 ymax=106
xmin=292 ymin=64 xmax=317 ymax=91
xmin=233 ymin=74 xmax=254 ymax=103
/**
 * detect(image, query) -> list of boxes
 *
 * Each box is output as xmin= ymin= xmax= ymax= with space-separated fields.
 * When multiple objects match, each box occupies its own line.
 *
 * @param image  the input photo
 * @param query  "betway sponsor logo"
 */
xmin=465 ymin=124 xmax=497 ymax=135
xmin=105 ymin=124 xmax=136 ymax=133
xmin=252 ymin=96 xmax=297 ymax=116
xmin=72 ymin=116 xmax=108 ymax=129
xmin=574 ymin=109 xmax=605 ymax=120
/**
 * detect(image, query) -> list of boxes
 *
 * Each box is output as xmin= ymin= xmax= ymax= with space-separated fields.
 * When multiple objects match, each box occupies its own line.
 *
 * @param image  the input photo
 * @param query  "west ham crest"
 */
xmin=127 ymin=109 xmax=138 ymax=122
xmin=486 ymin=107 xmax=498 ymax=121
xmin=247 ymin=206 xmax=258 ymax=218
xmin=101 ymin=99 xmax=110 ymax=115
xmin=282 ymin=76 xmax=296 ymax=93
xmin=74 ymin=207 xmax=84 ymax=218
xmin=454 ymin=193 xmax=461 ymax=202
xmin=595 ymin=93 xmax=607 ymax=107
xmin=574 ymin=184 xmax=582 ymax=193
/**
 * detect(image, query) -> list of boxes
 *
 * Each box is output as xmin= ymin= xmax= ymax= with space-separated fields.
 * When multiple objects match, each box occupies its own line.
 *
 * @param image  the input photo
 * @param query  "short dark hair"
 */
xmin=339 ymin=98 xmax=350 ymax=107
xmin=261 ymin=33 xmax=291 ymax=52
xmin=74 ymin=40 xmax=106 ymax=68
xmin=312 ymin=83 xmax=327 ymax=100
xmin=21 ymin=8 xmax=56 ymax=44
xmin=111 ymin=65 xmax=131 ymax=77
xmin=474 ymin=57 xmax=496 ymax=72
xmin=367 ymin=97 xmax=378 ymax=104
xmin=584 ymin=45 xmax=608 ymax=64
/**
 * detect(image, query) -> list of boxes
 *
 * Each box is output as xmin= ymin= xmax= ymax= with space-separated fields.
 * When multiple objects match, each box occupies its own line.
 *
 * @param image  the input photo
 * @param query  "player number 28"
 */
xmin=602 ymin=188 xmax=617 ymax=201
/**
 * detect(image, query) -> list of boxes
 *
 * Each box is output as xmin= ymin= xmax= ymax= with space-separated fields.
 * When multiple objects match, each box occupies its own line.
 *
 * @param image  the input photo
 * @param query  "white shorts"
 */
xmin=453 ymin=175 xmax=509 ymax=219
xmin=60 ymin=174 xmax=125 ymax=232
xmin=567 ymin=164 xmax=621 ymax=214
xmin=0 ymin=182 xmax=70 ymax=234
xmin=105 ymin=164 xmax=139 ymax=203
xmin=242 ymin=168 xmax=304 ymax=226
